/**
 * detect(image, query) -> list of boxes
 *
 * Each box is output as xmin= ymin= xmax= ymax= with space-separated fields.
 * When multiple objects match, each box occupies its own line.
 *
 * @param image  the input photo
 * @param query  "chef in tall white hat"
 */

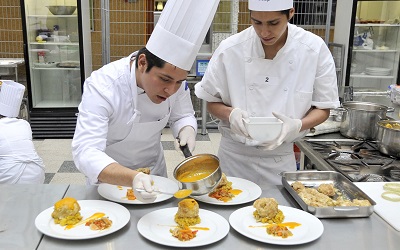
xmin=72 ymin=0 xmax=220 ymax=201
xmin=0 ymin=80 xmax=45 ymax=184
xmin=195 ymin=0 xmax=339 ymax=185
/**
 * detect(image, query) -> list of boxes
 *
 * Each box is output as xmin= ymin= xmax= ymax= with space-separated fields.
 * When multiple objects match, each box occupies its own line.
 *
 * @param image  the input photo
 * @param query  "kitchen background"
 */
xmin=0 ymin=0 xmax=399 ymax=184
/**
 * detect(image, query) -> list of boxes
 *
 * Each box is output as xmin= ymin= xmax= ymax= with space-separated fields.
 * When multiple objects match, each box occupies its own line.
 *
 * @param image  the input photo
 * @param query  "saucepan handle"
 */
xmin=179 ymin=142 xmax=193 ymax=158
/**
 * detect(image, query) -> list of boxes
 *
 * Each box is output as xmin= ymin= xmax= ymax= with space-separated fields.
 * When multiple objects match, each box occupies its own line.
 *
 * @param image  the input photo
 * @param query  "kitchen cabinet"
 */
xmin=334 ymin=0 xmax=400 ymax=92
xmin=20 ymin=0 xmax=92 ymax=138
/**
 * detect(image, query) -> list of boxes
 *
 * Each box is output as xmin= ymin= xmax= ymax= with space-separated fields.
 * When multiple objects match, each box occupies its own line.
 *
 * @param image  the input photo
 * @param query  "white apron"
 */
xmin=219 ymin=52 xmax=297 ymax=186
xmin=104 ymin=64 xmax=170 ymax=177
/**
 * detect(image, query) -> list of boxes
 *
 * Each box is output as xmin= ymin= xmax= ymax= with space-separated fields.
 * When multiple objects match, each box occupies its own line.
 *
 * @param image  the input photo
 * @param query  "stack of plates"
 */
xmin=365 ymin=67 xmax=392 ymax=76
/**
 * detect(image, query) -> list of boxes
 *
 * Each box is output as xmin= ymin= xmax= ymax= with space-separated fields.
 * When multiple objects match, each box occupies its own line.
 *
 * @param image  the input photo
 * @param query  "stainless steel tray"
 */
xmin=282 ymin=171 xmax=376 ymax=218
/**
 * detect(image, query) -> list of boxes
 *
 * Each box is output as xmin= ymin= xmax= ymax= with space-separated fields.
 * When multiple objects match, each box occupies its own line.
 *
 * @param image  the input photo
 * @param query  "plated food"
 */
xmin=229 ymin=203 xmax=324 ymax=245
xmin=51 ymin=197 xmax=82 ymax=226
xmin=171 ymin=199 xmax=201 ymax=241
xmin=97 ymin=175 xmax=179 ymax=204
xmin=35 ymin=199 xmax=130 ymax=240
xmin=208 ymin=173 xmax=242 ymax=202
xmin=137 ymin=206 xmax=229 ymax=247
xmin=191 ymin=176 xmax=261 ymax=205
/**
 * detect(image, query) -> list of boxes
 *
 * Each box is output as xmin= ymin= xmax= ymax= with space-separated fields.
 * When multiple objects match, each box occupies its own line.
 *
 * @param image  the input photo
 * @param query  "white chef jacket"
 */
xmin=195 ymin=24 xmax=340 ymax=185
xmin=72 ymin=52 xmax=197 ymax=184
xmin=0 ymin=118 xmax=45 ymax=184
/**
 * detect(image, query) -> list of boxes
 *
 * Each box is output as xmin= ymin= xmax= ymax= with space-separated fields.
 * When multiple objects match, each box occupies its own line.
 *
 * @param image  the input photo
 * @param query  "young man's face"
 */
xmin=136 ymin=54 xmax=188 ymax=104
xmin=250 ymin=9 xmax=294 ymax=47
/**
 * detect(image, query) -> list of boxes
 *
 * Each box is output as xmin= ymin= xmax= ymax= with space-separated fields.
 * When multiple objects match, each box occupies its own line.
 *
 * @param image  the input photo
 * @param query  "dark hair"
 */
xmin=135 ymin=47 xmax=166 ymax=73
xmin=249 ymin=9 xmax=291 ymax=19
xmin=280 ymin=9 xmax=290 ymax=19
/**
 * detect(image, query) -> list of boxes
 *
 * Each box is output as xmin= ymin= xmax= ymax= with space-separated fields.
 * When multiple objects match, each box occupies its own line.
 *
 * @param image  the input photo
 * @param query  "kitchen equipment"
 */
xmin=46 ymin=6 xmax=77 ymax=15
xmin=173 ymin=144 xmax=222 ymax=196
xmin=376 ymin=120 xmax=400 ymax=157
xmin=339 ymin=101 xmax=390 ymax=140
xmin=355 ymin=182 xmax=400 ymax=231
xmin=242 ymin=117 xmax=283 ymax=141
xmin=281 ymin=170 xmax=376 ymax=218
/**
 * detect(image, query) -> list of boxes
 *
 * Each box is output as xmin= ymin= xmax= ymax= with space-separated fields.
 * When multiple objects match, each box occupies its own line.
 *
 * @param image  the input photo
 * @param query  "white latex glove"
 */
xmin=229 ymin=108 xmax=250 ymax=137
xmin=132 ymin=172 xmax=157 ymax=203
xmin=174 ymin=126 xmax=196 ymax=153
xmin=261 ymin=112 xmax=302 ymax=150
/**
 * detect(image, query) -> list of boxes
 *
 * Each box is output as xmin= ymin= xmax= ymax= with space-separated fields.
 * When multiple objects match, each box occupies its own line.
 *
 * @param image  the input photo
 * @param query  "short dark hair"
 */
xmin=135 ymin=47 xmax=166 ymax=72
xmin=280 ymin=9 xmax=290 ymax=19
xmin=249 ymin=9 xmax=291 ymax=19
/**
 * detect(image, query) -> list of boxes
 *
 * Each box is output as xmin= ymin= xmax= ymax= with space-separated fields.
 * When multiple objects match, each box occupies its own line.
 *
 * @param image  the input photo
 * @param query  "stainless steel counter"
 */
xmin=1 ymin=183 xmax=397 ymax=250
xmin=0 ymin=184 xmax=69 ymax=249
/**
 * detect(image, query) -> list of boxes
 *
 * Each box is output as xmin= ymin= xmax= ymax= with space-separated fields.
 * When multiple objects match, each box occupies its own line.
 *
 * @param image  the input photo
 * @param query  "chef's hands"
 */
xmin=261 ymin=112 xmax=303 ymax=150
xmin=174 ymin=126 xmax=196 ymax=153
xmin=229 ymin=108 xmax=250 ymax=138
xmin=132 ymin=172 xmax=157 ymax=203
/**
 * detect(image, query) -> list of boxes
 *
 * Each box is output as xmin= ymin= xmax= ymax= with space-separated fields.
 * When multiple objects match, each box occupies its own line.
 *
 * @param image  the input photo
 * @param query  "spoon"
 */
xmin=135 ymin=188 xmax=192 ymax=199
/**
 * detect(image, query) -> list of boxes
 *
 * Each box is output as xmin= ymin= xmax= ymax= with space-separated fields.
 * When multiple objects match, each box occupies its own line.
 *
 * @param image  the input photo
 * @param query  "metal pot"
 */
xmin=339 ymin=101 xmax=390 ymax=140
xmin=376 ymin=120 xmax=400 ymax=158
xmin=173 ymin=145 xmax=222 ymax=196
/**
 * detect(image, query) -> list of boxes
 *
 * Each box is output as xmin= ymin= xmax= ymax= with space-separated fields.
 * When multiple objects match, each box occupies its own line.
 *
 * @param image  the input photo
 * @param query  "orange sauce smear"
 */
xmin=65 ymin=212 xmax=105 ymax=230
xmin=249 ymin=222 xmax=301 ymax=229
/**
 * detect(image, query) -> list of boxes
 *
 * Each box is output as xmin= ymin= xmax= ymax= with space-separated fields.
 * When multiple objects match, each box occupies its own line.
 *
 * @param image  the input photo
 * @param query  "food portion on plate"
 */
xmin=50 ymin=197 xmax=112 ymax=231
xmin=35 ymin=200 xmax=130 ymax=240
xmin=51 ymin=197 xmax=82 ymax=226
xmin=291 ymin=181 xmax=372 ymax=207
xmin=252 ymin=198 xmax=300 ymax=238
xmin=171 ymin=198 xmax=202 ymax=241
xmin=208 ymin=173 xmax=242 ymax=202
xmin=191 ymin=176 xmax=261 ymax=205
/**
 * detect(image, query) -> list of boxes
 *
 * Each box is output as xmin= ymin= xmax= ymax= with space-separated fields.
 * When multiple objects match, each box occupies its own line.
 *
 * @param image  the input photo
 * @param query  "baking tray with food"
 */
xmin=281 ymin=171 xmax=376 ymax=218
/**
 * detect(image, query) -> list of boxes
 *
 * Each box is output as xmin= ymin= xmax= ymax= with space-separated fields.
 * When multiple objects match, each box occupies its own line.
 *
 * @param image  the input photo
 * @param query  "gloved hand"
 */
xmin=174 ymin=126 xmax=196 ymax=153
xmin=229 ymin=108 xmax=250 ymax=138
xmin=261 ymin=112 xmax=302 ymax=150
xmin=132 ymin=172 xmax=157 ymax=203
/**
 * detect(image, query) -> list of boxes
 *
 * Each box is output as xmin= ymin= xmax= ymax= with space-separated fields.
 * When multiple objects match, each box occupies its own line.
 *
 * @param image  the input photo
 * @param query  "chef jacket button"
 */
xmin=289 ymin=60 xmax=293 ymax=64
xmin=249 ymin=85 xmax=254 ymax=90
xmin=284 ymin=88 xmax=288 ymax=91
xmin=251 ymin=112 xmax=256 ymax=116
xmin=246 ymin=58 xmax=252 ymax=63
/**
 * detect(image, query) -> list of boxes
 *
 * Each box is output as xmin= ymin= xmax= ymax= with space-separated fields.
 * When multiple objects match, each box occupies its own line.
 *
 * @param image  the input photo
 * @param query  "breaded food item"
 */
xmin=291 ymin=181 xmax=305 ymax=192
xmin=174 ymin=198 xmax=200 ymax=226
xmin=51 ymin=197 xmax=82 ymax=226
xmin=253 ymin=198 xmax=284 ymax=224
xmin=135 ymin=167 xmax=150 ymax=175
xmin=317 ymin=183 xmax=336 ymax=197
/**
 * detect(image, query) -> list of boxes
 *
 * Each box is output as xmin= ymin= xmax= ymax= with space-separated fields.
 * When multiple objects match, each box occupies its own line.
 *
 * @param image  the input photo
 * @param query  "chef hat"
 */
xmin=248 ymin=0 xmax=293 ymax=11
xmin=146 ymin=0 xmax=219 ymax=71
xmin=0 ymin=80 xmax=25 ymax=118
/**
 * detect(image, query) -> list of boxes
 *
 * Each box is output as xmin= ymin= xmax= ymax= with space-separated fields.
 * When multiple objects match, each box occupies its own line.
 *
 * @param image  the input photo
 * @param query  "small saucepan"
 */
xmin=173 ymin=144 xmax=222 ymax=196
xmin=376 ymin=120 xmax=400 ymax=158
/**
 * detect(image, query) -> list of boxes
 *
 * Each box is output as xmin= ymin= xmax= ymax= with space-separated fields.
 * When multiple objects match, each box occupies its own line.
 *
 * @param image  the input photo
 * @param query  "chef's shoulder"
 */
xmin=289 ymin=23 xmax=326 ymax=53
xmin=213 ymin=26 xmax=255 ymax=56
xmin=85 ymin=56 xmax=130 ymax=91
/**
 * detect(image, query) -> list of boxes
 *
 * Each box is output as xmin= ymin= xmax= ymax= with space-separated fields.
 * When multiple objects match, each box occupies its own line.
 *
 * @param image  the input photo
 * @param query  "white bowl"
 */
xmin=243 ymin=117 xmax=283 ymax=142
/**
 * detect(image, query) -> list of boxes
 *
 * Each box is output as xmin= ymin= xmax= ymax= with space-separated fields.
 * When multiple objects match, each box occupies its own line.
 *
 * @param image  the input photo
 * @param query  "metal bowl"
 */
xmin=46 ymin=6 xmax=77 ymax=15
xmin=173 ymin=154 xmax=222 ymax=196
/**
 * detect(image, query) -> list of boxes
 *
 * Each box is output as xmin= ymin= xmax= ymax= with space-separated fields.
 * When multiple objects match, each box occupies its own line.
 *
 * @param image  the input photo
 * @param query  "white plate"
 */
xmin=98 ymin=175 xmax=179 ymax=204
xmin=229 ymin=205 xmax=323 ymax=245
xmin=35 ymin=200 xmax=130 ymax=240
xmin=137 ymin=207 xmax=230 ymax=247
xmin=191 ymin=177 xmax=262 ymax=205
